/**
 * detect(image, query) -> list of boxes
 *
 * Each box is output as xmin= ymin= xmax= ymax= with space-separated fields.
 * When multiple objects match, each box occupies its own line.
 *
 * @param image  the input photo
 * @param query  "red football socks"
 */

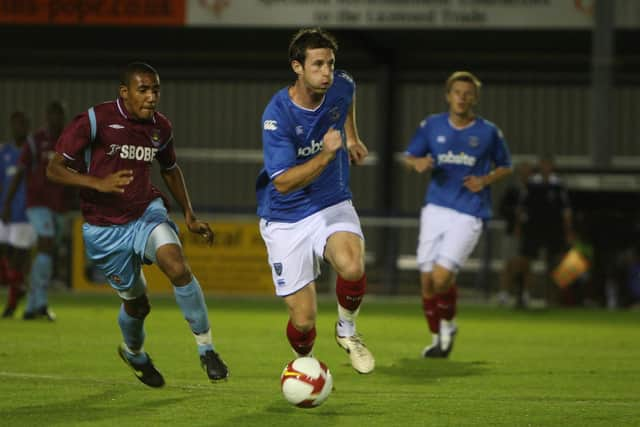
xmin=437 ymin=284 xmax=458 ymax=321
xmin=286 ymin=320 xmax=316 ymax=356
xmin=422 ymin=296 xmax=440 ymax=334
xmin=336 ymin=273 xmax=366 ymax=311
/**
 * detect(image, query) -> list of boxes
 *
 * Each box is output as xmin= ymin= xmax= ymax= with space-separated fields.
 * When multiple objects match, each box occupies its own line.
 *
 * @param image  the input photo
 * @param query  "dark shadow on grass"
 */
xmin=376 ymin=358 xmax=490 ymax=382
xmin=5 ymin=388 xmax=190 ymax=426
xmin=225 ymin=399 xmax=385 ymax=426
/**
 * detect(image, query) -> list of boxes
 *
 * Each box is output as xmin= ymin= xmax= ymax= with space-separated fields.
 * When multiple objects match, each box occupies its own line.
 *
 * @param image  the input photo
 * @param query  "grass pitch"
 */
xmin=0 ymin=293 xmax=639 ymax=426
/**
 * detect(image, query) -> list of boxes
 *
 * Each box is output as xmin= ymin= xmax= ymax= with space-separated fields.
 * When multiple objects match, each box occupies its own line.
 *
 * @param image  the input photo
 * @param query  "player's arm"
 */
xmin=160 ymin=165 xmax=213 ymax=246
xmin=560 ymin=185 xmax=575 ymax=244
xmin=272 ymin=128 xmax=342 ymax=194
xmin=463 ymin=166 xmax=512 ymax=193
xmin=1 ymin=166 xmax=25 ymax=223
xmin=344 ymin=97 xmax=368 ymax=165
xmin=403 ymin=154 xmax=434 ymax=174
xmin=46 ymin=153 xmax=133 ymax=194
xmin=403 ymin=118 xmax=434 ymax=174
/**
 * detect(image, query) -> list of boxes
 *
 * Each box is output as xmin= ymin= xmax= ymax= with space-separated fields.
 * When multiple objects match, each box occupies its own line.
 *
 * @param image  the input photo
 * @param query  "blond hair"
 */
xmin=445 ymin=71 xmax=482 ymax=95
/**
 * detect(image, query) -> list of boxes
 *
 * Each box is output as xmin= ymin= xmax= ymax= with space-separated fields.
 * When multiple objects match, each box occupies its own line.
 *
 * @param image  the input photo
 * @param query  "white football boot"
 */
xmin=335 ymin=323 xmax=375 ymax=374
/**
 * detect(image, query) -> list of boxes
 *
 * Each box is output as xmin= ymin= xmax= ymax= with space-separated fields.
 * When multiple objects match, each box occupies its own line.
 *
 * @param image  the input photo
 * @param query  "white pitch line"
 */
xmin=0 ymin=371 xmax=223 ymax=390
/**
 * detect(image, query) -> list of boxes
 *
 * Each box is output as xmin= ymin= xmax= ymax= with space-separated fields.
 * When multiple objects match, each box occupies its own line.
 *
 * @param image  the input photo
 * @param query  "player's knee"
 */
xmin=292 ymin=319 xmax=315 ymax=333
xmin=421 ymin=274 xmax=435 ymax=298
xmin=165 ymin=262 xmax=192 ymax=285
xmin=337 ymin=261 xmax=365 ymax=282
xmin=125 ymin=295 xmax=151 ymax=319
xmin=433 ymin=278 xmax=452 ymax=294
xmin=290 ymin=312 xmax=316 ymax=332
xmin=38 ymin=237 xmax=54 ymax=253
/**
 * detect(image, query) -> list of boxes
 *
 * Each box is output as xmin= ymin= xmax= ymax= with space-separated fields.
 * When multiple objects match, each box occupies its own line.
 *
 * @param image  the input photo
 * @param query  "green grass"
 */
xmin=1 ymin=293 xmax=639 ymax=426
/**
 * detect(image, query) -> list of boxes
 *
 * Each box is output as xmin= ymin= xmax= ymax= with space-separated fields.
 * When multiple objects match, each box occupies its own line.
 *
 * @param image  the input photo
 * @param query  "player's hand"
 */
xmin=463 ymin=175 xmax=487 ymax=193
xmin=412 ymin=155 xmax=434 ymax=173
xmin=187 ymin=218 xmax=214 ymax=246
xmin=347 ymin=139 xmax=369 ymax=166
xmin=321 ymin=128 xmax=343 ymax=159
xmin=96 ymin=170 xmax=134 ymax=193
xmin=1 ymin=206 xmax=10 ymax=224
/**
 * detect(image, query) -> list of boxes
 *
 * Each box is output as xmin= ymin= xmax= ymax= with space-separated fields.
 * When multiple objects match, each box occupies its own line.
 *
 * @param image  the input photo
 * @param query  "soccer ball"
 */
xmin=280 ymin=356 xmax=333 ymax=408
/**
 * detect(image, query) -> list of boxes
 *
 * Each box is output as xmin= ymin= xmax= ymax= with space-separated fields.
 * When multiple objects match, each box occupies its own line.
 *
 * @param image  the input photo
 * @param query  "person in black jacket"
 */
xmin=496 ymin=161 xmax=532 ymax=307
xmin=517 ymin=155 xmax=574 ymax=307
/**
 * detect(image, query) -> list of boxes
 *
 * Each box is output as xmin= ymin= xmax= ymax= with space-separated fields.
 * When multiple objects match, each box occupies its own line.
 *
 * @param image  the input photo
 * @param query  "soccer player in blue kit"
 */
xmin=256 ymin=28 xmax=374 ymax=374
xmin=404 ymin=71 xmax=512 ymax=358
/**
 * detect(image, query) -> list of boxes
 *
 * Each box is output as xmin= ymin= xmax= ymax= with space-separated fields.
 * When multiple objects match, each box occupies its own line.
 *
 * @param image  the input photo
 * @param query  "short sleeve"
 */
xmin=491 ymin=126 xmax=512 ymax=168
xmin=56 ymin=112 xmax=91 ymax=161
xmin=262 ymin=106 xmax=296 ymax=179
xmin=405 ymin=118 xmax=431 ymax=158
xmin=156 ymin=136 xmax=177 ymax=170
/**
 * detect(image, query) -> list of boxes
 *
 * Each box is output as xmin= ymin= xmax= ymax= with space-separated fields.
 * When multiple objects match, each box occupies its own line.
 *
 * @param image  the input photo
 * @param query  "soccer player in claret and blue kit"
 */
xmin=2 ymin=101 xmax=70 ymax=321
xmin=46 ymin=62 xmax=229 ymax=387
xmin=256 ymin=28 xmax=375 ymax=374
xmin=403 ymin=71 xmax=512 ymax=358
xmin=0 ymin=112 xmax=36 ymax=318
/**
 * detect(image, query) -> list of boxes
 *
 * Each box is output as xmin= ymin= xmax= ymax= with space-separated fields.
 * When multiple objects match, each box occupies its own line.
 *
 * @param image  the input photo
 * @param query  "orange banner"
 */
xmin=0 ymin=0 xmax=185 ymax=26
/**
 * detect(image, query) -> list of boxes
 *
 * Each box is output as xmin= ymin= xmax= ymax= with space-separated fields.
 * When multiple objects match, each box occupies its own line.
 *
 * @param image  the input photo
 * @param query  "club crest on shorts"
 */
xmin=110 ymin=274 xmax=122 ymax=285
xmin=273 ymin=262 xmax=283 ymax=276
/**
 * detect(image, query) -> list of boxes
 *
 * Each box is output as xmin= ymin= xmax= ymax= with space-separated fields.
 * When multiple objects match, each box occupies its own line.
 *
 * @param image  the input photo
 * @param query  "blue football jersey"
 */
xmin=0 ymin=142 xmax=28 ymax=222
xmin=405 ymin=113 xmax=511 ymax=219
xmin=256 ymin=70 xmax=355 ymax=222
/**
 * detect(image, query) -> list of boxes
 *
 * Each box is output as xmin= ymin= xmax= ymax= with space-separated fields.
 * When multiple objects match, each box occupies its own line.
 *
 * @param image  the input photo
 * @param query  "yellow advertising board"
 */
xmin=71 ymin=217 xmax=274 ymax=296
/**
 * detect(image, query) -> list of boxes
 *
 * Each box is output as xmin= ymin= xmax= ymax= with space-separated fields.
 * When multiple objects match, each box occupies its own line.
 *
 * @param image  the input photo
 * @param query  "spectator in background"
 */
xmin=403 ymin=71 xmax=512 ymax=358
xmin=496 ymin=160 xmax=532 ymax=307
xmin=46 ymin=61 xmax=229 ymax=387
xmin=517 ymin=154 xmax=574 ymax=307
xmin=2 ymin=101 xmax=70 ymax=321
xmin=1 ymin=112 xmax=35 ymax=317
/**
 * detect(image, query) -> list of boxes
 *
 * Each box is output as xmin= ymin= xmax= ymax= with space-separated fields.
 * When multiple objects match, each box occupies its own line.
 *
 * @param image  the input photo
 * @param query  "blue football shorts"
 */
xmin=82 ymin=198 xmax=180 ymax=294
xmin=26 ymin=207 xmax=58 ymax=238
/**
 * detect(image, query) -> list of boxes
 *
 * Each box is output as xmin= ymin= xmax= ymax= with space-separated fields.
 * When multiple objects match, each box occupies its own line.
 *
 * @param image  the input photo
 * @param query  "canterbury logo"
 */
xmin=108 ymin=124 xmax=125 ymax=129
xmin=263 ymin=120 xmax=278 ymax=131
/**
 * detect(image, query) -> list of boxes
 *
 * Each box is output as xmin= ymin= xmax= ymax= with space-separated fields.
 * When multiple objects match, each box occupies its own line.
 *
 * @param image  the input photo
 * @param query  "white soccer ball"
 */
xmin=280 ymin=356 xmax=333 ymax=408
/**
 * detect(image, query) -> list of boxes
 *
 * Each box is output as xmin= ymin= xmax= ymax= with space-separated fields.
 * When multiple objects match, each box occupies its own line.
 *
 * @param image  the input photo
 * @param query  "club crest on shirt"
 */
xmin=295 ymin=125 xmax=304 ymax=136
xmin=328 ymin=106 xmax=340 ymax=122
xmin=273 ymin=262 xmax=283 ymax=276
xmin=150 ymin=129 xmax=162 ymax=147
xmin=468 ymin=136 xmax=479 ymax=147
xmin=437 ymin=135 xmax=446 ymax=144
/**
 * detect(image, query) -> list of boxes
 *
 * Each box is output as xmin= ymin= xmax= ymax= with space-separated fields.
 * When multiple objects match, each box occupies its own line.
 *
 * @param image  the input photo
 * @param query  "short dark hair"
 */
xmin=120 ymin=62 xmax=159 ymax=87
xmin=46 ymin=100 xmax=66 ymax=115
xmin=10 ymin=111 xmax=27 ymax=122
xmin=288 ymin=28 xmax=338 ymax=65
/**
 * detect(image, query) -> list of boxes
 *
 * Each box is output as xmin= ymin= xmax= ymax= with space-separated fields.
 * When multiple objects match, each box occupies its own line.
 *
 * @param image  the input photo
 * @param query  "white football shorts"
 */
xmin=259 ymin=200 xmax=364 ymax=297
xmin=0 ymin=221 xmax=35 ymax=249
xmin=417 ymin=204 xmax=483 ymax=273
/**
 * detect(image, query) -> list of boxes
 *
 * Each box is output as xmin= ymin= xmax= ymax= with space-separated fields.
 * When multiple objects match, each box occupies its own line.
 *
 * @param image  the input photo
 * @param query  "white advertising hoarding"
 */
xmin=188 ymin=0 xmax=604 ymax=29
